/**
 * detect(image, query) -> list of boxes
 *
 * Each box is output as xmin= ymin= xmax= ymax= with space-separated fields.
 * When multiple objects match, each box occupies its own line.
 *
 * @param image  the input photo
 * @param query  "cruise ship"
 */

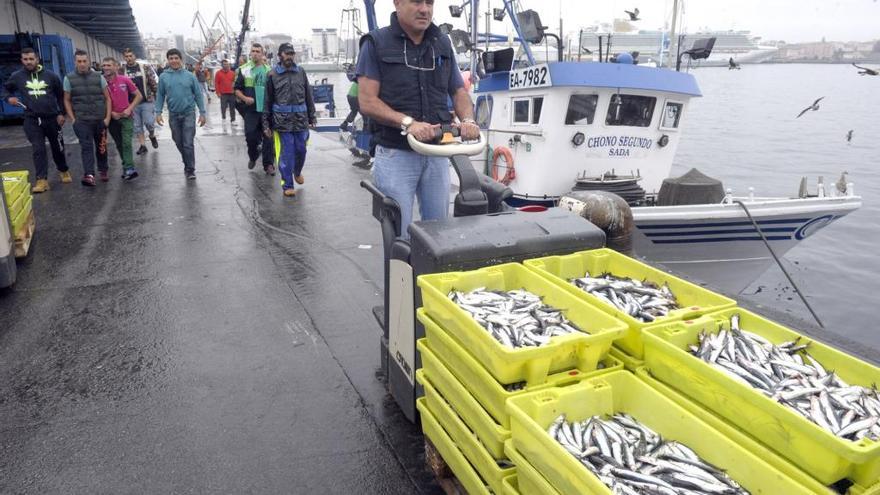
xmin=578 ymin=24 xmax=778 ymax=67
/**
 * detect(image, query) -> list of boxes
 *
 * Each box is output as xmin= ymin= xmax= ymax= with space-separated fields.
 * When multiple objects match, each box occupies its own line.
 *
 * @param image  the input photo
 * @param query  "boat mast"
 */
xmin=666 ymin=0 xmax=680 ymax=69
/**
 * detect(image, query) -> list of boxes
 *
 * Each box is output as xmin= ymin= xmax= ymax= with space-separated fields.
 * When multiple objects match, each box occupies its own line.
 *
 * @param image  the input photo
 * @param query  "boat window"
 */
xmin=513 ymin=99 xmax=530 ymax=123
xmin=512 ymin=97 xmax=544 ymax=125
xmin=661 ymin=101 xmax=683 ymax=128
xmin=531 ymin=97 xmax=543 ymax=124
xmin=475 ymin=95 xmax=493 ymax=128
xmin=605 ymin=94 xmax=656 ymax=127
xmin=565 ymin=94 xmax=599 ymax=125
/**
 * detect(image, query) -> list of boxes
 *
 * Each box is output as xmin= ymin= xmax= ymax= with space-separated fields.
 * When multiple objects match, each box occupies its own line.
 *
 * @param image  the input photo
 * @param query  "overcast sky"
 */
xmin=131 ymin=0 xmax=880 ymax=43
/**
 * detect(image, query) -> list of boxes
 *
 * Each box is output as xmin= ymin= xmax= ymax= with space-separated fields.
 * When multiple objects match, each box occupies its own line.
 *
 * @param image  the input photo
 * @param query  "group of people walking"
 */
xmin=3 ymin=42 xmax=316 ymax=196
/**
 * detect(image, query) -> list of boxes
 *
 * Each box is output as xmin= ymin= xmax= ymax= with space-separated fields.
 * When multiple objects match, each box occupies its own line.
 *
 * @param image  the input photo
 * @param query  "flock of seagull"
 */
xmin=794 ymin=65 xmax=876 ymax=143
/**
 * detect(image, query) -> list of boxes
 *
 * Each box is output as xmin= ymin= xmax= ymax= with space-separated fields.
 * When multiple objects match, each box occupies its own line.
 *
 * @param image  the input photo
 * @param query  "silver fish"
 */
xmin=449 ymin=287 xmax=585 ymax=348
xmin=549 ymin=413 xmax=749 ymax=495
xmin=571 ymin=272 xmax=680 ymax=323
xmin=692 ymin=315 xmax=880 ymax=442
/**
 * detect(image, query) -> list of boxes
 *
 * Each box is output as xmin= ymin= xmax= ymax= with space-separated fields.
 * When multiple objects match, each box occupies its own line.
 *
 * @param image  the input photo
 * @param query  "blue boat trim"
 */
xmin=652 ymin=236 xmax=792 ymax=244
xmin=637 ymin=218 xmax=812 ymax=229
xmin=643 ymin=227 xmax=798 ymax=237
xmin=475 ymin=61 xmax=702 ymax=97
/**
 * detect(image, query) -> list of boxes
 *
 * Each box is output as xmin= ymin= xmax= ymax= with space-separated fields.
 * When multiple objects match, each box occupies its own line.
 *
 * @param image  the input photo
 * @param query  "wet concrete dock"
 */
xmin=0 ymin=108 xmax=438 ymax=493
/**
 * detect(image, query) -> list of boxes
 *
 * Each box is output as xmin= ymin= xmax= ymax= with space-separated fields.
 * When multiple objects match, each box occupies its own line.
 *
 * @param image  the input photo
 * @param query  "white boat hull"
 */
xmin=631 ymin=195 xmax=861 ymax=293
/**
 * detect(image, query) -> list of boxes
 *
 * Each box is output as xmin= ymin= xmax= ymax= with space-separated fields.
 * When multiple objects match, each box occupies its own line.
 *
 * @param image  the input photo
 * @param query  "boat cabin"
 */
xmin=472 ymin=61 xmax=702 ymax=203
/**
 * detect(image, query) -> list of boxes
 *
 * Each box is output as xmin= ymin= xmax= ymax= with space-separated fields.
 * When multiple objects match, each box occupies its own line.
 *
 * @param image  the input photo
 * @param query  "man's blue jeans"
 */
xmin=371 ymin=145 xmax=450 ymax=238
xmin=168 ymin=112 xmax=196 ymax=173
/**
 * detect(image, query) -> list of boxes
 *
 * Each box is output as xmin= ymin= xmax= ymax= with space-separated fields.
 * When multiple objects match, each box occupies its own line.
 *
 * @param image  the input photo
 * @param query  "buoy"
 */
xmin=558 ymin=190 xmax=634 ymax=254
xmin=491 ymin=146 xmax=515 ymax=185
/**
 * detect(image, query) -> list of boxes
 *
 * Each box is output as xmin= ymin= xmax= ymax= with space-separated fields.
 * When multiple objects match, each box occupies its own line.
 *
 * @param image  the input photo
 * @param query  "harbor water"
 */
xmin=673 ymin=63 xmax=879 ymax=345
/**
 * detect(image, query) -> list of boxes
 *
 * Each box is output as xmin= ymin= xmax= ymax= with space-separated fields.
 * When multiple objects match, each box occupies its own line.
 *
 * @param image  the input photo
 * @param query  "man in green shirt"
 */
xmin=234 ymin=43 xmax=274 ymax=175
xmin=339 ymin=79 xmax=360 ymax=132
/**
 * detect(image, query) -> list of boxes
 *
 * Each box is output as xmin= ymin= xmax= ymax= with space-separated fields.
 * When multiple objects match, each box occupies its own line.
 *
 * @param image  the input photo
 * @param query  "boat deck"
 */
xmin=1 ymin=105 xmax=877 ymax=493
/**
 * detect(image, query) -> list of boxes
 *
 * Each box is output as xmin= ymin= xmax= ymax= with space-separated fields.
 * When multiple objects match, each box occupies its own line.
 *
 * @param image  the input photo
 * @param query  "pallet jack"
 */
xmin=362 ymin=127 xmax=606 ymax=422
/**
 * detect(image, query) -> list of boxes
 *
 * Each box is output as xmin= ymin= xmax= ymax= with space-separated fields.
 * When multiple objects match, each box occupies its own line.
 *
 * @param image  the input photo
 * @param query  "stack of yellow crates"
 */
xmin=415 ymin=261 xmax=629 ymax=494
xmin=2 ymin=171 xmax=32 ymax=240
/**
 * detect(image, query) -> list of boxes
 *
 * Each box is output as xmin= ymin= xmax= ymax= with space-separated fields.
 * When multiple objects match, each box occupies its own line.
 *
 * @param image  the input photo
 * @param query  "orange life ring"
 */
xmin=491 ymin=146 xmax=515 ymax=185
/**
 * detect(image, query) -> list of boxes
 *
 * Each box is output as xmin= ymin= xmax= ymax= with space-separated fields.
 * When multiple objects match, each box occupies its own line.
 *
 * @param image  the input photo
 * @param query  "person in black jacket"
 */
xmin=3 ymin=47 xmax=70 ymax=193
xmin=262 ymin=43 xmax=316 ymax=197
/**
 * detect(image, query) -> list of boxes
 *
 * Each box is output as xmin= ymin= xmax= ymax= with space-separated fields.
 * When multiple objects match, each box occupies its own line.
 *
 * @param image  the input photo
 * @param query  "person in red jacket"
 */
xmin=214 ymin=59 xmax=236 ymax=122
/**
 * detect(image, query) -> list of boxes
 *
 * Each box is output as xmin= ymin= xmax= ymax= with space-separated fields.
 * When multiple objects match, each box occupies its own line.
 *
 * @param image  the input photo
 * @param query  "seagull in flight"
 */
xmin=624 ymin=8 xmax=640 ymax=21
xmin=846 ymin=130 xmax=854 ymax=143
xmin=852 ymin=63 xmax=879 ymax=76
xmin=796 ymin=97 xmax=824 ymax=118
xmin=728 ymin=57 xmax=741 ymax=70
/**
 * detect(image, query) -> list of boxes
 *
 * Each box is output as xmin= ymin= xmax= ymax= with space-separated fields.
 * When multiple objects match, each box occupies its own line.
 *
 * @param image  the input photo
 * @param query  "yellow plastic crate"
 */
xmin=7 ymin=189 xmax=28 ymax=223
xmin=850 ymin=479 xmax=880 ymax=495
xmin=501 ymin=475 xmax=520 ymax=495
xmin=2 ymin=170 xmax=29 ymax=205
xmin=524 ymin=248 xmax=736 ymax=359
xmin=504 ymin=440 xmax=561 ymax=495
xmin=418 ymin=339 xmax=510 ymax=459
xmin=506 ymin=371 xmax=818 ymax=495
xmin=608 ymin=345 xmax=644 ymax=372
xmin=643 ymin=308 xmax=880 ymax=486
xmin=418 ymin=263 xmax=627 ymax=385
xmin=416 ymin=398 xmax=491 ymax=495
xmin=634 ymin=367 xmax=835 ymax=495
xmin=12 ymin=194 xmax=32 ymax=235
xmin=419 ymin=309 xmax=623 ymax=429
xmin=417 ymin=370 xmax=516 ymax=494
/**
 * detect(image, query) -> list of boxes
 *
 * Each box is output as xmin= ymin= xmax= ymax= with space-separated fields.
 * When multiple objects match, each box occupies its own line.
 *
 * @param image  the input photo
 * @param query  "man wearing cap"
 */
xmin=234 ymin=43 xmax=274 ymax=175
xmin=263 ymin=43 xmax=316 ymax=197
xmin=357 ymin=0 xmax=480 ymax=235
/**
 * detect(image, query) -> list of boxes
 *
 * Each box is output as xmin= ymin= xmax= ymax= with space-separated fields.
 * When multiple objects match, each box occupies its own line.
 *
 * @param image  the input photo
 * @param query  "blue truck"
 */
xmin=0 ymin=32 xmax=75 ymax=120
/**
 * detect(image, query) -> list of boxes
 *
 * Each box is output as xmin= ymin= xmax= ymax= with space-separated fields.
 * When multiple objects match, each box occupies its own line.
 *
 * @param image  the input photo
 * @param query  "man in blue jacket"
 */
xmin=154 ymin=48 xmax=206 ymax=180
xmin=263 ymin=43 xmax=316 ymax=197
xmin=3 ymin=47 xmax=71 ymax=193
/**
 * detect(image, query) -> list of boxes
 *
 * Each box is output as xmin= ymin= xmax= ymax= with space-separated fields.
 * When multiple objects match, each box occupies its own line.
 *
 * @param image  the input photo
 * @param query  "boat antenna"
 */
xmin=606 ymin=33 xmax=612 ymax=62
xmin=577 ymin=28 xmax=583 ymax=61
xmin=734 ymin=200 xmax=824 ymax=328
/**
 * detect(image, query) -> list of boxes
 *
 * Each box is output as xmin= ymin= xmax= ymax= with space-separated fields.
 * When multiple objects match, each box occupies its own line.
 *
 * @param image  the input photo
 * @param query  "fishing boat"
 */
xmin=469 ymin=59 xmax=860 ymax=293
xmin=318 ymin=0 xmax=861 ymax=294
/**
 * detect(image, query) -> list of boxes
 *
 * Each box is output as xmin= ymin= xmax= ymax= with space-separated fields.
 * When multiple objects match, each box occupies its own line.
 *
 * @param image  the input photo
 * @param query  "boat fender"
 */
xmin=491 ymin=146 xmax=515 ymax=185
xmin=559 ymin=190 xmax=634 ymax=254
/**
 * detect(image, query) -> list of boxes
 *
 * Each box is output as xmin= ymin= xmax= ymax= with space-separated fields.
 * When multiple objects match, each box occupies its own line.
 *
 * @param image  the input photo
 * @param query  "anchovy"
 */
xmin=449 ymin=288 xmax=585 ymax=348
xmin=692 ymin=315 xmax=880 ymax=442
xmin=549 ymin=413 xmax=749 ymax=495
xmin=570 ymin=272 xmax=680 ymax=323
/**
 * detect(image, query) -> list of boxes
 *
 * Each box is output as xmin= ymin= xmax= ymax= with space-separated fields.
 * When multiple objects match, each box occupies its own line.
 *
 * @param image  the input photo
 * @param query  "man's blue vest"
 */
xmin=360 ymin=13 xmax=455 ymax=150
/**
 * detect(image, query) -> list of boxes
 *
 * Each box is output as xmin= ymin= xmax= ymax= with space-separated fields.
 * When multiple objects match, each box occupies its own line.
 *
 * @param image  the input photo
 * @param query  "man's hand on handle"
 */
xmin=457 ymin=121 xmax=481 ymax=141
xmin=409 ymin=122 xmax=441 ymax=143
